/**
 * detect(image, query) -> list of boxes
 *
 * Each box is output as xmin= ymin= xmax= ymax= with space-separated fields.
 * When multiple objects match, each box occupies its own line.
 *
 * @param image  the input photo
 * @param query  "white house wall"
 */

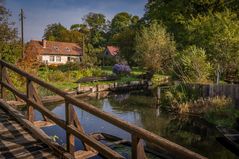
xmin=41 ymin=55 xmax=80 ymax=65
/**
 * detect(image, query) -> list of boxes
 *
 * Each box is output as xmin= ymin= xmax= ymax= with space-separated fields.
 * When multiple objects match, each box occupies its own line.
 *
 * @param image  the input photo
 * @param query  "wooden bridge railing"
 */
xmin=0 ymin=60 xmax=207 ymax=159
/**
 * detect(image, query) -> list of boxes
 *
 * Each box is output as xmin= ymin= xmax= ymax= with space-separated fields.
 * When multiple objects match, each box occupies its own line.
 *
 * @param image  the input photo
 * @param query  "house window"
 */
xmin=56 ymin=56 xmax=61 ymax=62
xmin=49 ymin=56 xmax=55 ymax=62
xmin=67 ymin=57 xmax=71 ymax=62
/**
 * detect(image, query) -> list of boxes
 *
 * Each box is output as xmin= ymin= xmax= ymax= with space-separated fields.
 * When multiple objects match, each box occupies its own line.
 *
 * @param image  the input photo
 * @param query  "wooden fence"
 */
xmin=0 ymin=60 xmax=207 ymax=159
xmin=188 ymin=84 xmax=239 ymax=105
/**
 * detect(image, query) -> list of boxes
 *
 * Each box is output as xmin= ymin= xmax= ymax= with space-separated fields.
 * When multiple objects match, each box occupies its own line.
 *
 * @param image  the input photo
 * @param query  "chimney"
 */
xmin=42 ymin=39 xmax=46 ymax=48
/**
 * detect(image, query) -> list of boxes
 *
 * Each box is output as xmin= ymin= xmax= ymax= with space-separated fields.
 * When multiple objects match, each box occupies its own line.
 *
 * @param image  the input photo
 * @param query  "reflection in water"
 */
xmin=34 ymin=91 xmax=237 ymax=159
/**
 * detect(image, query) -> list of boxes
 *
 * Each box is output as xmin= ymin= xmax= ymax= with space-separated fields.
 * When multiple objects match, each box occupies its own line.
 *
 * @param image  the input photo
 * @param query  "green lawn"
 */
xmin=36 ymin=66 xmax=168 ymax=91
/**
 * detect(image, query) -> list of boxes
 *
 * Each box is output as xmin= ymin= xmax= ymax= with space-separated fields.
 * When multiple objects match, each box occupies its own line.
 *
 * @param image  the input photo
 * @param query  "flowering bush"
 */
xmin=112 ymin=64 xmax=131 ymax=75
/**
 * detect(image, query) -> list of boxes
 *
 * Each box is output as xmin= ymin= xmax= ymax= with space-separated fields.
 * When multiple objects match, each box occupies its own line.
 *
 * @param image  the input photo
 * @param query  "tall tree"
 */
xmin=135 ymin=22 xmax=176 ymax=73
xmin=43 ymin=23 xmax=67 ymax=41
xmin=186 ymin=11 xmax=239 ymax=80
xmin=43 ymin=23 xmax=83 ymax=43
xmin=0 ymin=4 xmax=21 ymax=63
xmin=144 ymin=0 xmax=239 ymax=47
xmin=111 ymin=12 xmax=134 ymax=34
xmin=82 ymin=12 xmax=108 ymax=48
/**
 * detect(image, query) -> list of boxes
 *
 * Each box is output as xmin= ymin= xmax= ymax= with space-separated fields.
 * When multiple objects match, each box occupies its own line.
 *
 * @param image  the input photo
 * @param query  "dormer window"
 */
xmin=66 ymin=47 xmax=71 ymax=52
xmin=54 ymin=46 xmax=59 ymax=51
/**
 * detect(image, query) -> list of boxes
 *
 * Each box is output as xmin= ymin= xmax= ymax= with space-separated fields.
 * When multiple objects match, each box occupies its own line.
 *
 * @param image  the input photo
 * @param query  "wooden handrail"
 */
xmin=0 ymin=60 xmax=207 ymax=159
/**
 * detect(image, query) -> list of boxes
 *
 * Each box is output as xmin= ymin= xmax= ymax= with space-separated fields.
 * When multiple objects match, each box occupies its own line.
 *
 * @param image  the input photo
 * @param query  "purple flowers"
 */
xmin=112 ymin=64 xmax=131 ymax=75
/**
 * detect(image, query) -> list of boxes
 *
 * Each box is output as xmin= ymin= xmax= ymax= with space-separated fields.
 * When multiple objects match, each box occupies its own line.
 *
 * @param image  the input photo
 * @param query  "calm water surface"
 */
xmin=31 ymin=90 xmax=237 ymax=159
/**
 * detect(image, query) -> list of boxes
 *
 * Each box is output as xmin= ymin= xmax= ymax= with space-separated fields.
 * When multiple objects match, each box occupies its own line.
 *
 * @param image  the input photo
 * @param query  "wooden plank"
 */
xmin=33 ymin=120 xmax=55 ymax=128
xmin=68 ymin=125 xmax=124 ymax=159
xmin=0 ymin=99 xmax=74 ymax=159
xmin=74 ymin=150 xmax=98 ymax=159
xmin=1 ymin=81 xmax=66 ymax=129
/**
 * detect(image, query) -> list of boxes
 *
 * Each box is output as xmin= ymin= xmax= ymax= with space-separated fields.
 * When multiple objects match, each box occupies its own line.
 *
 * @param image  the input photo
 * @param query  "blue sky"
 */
xmin=5 ymin=0 xmax=146 ymax=42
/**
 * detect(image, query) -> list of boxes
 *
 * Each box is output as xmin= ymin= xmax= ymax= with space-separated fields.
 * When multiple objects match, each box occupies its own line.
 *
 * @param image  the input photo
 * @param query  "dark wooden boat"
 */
xmin=90 ymin=132 xmax=175 ymax=159
xmin=216 ymin=126 xmax=239 ymax=156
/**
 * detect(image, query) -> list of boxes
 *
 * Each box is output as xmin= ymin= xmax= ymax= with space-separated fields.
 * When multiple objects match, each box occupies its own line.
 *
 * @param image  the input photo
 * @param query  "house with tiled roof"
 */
xmin=103 ymin=46 xmax=120 ymax=66
xmin=104 ymin=46 xmax=119 ymax=57
xmin=24 ymin=39 xmax=83 ymax=65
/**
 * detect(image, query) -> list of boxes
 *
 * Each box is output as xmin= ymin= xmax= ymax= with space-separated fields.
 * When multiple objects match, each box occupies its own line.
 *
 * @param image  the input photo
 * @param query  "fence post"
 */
xmin=65 ymin=101 xmax=75 ymax=155
xmin=26 ymin=79 xmax=35 ymax=123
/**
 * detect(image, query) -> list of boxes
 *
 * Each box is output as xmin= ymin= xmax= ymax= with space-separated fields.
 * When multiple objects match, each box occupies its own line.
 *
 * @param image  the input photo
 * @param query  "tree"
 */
xmin=174 ymin=46 xmax=212 ymax=83
xmin=83 ymin=12 xmax=107 ymax=32
xmin=43 ymin=23 xmax=84 ymax=43
xmin=135 ymin=22 xmax=176 ymax=73
xmin=43 ymin=23 xmax=67 ymax=41
xmin=82 ymin=12 xmax=108 ymax=48
xmin=186 ymin=11 xmax=239 ymax=80
xmin=110 ymin=12 xmax=135 ymax=34
xmin=144 ymin=0 xmax=239 ymax=47
xmin=70 ymin=24 xmax=81 ymax=31
xmin=110 ymin=28 xmax=137 ymax=65
xmin=0 ymin=4 xmax=21 ymax=63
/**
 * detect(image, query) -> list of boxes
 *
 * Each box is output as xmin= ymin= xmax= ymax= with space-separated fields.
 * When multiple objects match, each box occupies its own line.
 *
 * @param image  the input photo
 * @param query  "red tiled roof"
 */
xmin=106 ymin=46 xmax=119 ymax=56
xmin=26 ymin=40 xmax=83 ymax=56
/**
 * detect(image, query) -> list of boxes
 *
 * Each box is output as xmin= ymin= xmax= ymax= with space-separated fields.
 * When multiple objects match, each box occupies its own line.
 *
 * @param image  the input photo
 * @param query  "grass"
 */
xmin=36 ymin=66 xmax=148 ymax=91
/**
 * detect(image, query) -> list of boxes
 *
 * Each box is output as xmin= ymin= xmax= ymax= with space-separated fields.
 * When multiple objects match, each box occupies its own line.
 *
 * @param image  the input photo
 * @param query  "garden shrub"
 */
xmin=174 ymin=45 xmax=212 ymax=83
xmin=112 ymin=64 xmax=131 ymax=75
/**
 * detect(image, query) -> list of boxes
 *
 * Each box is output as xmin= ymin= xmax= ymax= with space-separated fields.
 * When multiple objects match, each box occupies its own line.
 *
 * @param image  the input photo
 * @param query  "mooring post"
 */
xmin=77 ymin=83 xmax=81 ymax=94
xmin=157 ymin=87 xmax=161 ymax=105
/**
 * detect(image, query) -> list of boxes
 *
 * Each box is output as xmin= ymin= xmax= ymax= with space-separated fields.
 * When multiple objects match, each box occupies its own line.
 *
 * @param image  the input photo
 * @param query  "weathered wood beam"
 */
xmin=26 ymin=79 xmax=35 ymax=123
xmin=68 ymin=125 xmax=124 ymax=159
xmin=0 ymin=99 xmax=74 ymax=159
xmin=65 ymin=101 xmax=75 ymax=155
xmin=132 ymin=135 xmax=147 ymax=159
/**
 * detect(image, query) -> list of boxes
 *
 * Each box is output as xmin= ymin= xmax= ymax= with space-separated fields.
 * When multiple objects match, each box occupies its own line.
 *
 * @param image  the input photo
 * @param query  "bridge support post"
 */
xmin=65 ymin=101 xmax=75 ymax=155
xmin=26 ymin=79 xmax=35 ymax=123
xmin=132 ymin=134 xmax=147 ymax=159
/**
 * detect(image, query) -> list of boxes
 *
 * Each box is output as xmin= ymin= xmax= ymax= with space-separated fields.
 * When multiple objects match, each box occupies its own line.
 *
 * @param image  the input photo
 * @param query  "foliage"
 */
xmin=109 ymin=12 xmax=140 ymax=65
xmin=0 ymin=5 xmax=21 ymax=63
xmin=110 ymin=28 xmax=137 ymax=65
xmin=185 ymin=11 xmax=239 ymax=80
xmin=174 ymin=46 xmax=212 ymax=83
xmin=135 ymin=22 xmax=176 ymax=72
xmin=160 ymin=84 xmax=200 ymax=111
xmin=204 ymin=97 xmax=238 ymax=128
xmin=43 ymin=23 xmax=84 ymax=43
xmin=112 ymin=64 xmax=131 ymax=75
xmin=110 ymin=12 xmax=139 ymax=34
xmin=144 ymin=0 xmax=239 ymax=47
xmin=83 ymin=12 xmax=108 ymax=48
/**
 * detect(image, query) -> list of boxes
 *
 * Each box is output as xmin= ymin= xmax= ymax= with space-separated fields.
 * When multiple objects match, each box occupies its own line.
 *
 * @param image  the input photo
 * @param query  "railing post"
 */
xmin=0 ymin=64 xmax=6 ymax=100
xmin=26 ymin=79 xmax=35 ymax=123
xmin=132 ymin=134 xmax=147 ymax=159
xmin=65 ymin=101 xmax=75 ymax=155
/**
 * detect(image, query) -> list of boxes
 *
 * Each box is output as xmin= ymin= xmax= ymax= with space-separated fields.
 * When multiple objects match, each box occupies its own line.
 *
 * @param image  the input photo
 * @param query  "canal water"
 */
xmin=30 ymin=90 xmax=237 ymax=159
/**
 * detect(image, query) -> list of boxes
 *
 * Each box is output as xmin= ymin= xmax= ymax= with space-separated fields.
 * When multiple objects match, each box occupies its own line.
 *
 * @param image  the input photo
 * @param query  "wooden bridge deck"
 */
xmin=0 ymin=100 xmax=60 ymax=159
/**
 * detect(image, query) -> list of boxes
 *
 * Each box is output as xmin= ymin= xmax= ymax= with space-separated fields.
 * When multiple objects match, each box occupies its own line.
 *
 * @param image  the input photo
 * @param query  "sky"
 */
xmin=5 ymin=0 xmax=147 ymax=42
